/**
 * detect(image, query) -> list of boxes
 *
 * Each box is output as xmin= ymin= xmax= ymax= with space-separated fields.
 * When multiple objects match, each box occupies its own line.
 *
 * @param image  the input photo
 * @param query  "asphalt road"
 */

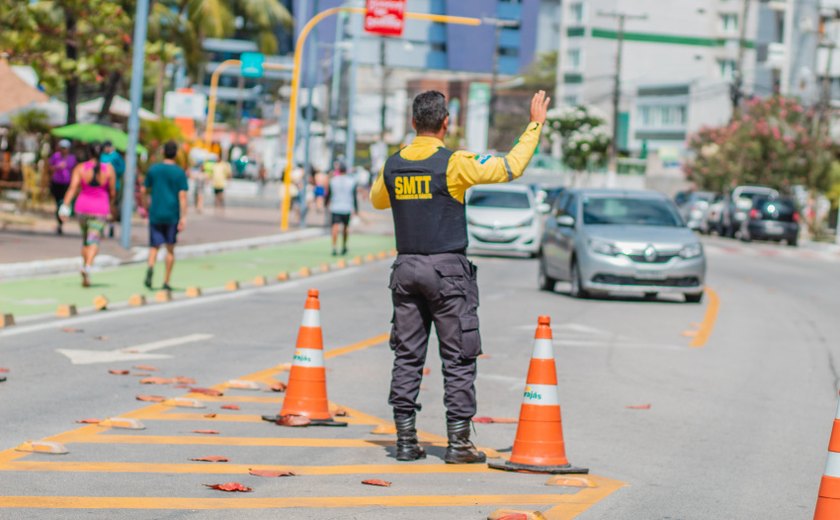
xmin=1 ymin=235 xmax=838 ymax=519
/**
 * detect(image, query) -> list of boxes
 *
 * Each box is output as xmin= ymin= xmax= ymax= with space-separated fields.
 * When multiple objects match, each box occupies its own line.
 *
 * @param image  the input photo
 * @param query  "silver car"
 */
xmin=538 ymin=189 xmax=707 ymax=303
xmin=466 ymin=184 xmax=545 ymax=256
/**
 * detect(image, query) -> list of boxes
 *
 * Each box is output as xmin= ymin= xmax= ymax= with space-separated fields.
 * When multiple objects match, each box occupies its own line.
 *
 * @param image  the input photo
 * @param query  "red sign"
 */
xmin=364 ymin=0 xmax=406 ymax=37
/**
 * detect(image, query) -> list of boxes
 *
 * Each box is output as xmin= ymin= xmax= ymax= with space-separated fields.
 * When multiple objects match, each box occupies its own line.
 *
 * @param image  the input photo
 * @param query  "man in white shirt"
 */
xmin=326 ymin=163 xmax=357 ymax=256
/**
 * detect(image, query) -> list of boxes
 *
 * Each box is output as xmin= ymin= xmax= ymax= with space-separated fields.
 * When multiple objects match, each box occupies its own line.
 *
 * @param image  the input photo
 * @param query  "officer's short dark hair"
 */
xmin=163 ymin=140 xmax=178 ymax=159
xmin=412 ymin=91 xmax=448 ymax=133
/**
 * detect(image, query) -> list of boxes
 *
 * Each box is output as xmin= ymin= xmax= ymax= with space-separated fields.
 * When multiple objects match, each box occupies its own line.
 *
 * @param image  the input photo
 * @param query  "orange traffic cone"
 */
xmin=263 ymin=289 xmax=346 ymax=427
xmin=489 ymin=316 xmax=587 ymax=474
xmin=814 ymin=397 xmax=840 ymax=518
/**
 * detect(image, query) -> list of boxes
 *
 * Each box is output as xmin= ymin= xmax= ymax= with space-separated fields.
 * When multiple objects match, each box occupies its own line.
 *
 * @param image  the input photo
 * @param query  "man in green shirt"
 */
xmin=142 ymin=141 xmax=189 ymax=291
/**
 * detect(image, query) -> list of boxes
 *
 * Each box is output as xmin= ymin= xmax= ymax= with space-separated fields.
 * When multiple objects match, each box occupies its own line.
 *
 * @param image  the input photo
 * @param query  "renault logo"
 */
xmin=643 ymin=245 xmax=657 ymax=262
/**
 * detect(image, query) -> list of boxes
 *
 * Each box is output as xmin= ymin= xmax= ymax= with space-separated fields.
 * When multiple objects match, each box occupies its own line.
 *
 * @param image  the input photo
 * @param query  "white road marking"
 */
xmin=57 ymin=333 xmax=214 ymax=365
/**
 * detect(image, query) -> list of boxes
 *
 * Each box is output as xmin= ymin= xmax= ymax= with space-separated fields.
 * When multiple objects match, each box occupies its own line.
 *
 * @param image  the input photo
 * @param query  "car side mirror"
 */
xmin=538 ymin=203 xmax=551 ymax=214
xmin=556 ymin=215 xmax=575 ymax=227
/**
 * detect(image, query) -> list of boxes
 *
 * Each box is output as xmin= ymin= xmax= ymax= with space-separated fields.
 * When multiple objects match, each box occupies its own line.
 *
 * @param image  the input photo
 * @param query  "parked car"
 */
xmin=704 ymin=195 xmax=725 ymax=235
xmin=739 ymin=196 xmax=800 ymax=246
xmin=676 ymin=191 xmax=716 ymax=231
xmin=539 ymin=189 xmax=707 ymax=303
xmin=719 ymin=185 xmax=779 ymax=238
xmin=466 ymin=184 xmax=544 ymax=256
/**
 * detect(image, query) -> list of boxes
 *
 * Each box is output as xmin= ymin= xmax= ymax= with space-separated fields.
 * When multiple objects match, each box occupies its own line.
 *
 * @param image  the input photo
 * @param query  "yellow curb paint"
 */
xmin=59 ymin=434 xmax=446 ymax=449
xmin=0 ymin=494 xmax=594 ymax=510
xmin=56 ymin=304 xmax=77 ymax=318
xmin=128 ymin=294 xmax=147 ymax=307
xmin=135 ymin=411 xmax=374 ymax=426
xmin=690 ymin=287 xmax=720 ymax=348
xmin=14 ymin=441 xmax=68 ymax=455
xmin=541 ymin=475 xmax=627 ymax=520
xmin=489 ymin=509 xmax=545 ymax=520
xmin=324 ymin=333 xmax=389 ymax=359
xmin=0 ymin=461 xmax=495 ymax=476
xmin=93 ymin=295 xmax=109 ymax=311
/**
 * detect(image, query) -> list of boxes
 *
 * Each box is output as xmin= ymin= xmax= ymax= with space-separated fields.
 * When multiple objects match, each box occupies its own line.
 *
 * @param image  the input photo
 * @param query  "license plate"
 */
xmin=765 ymin=223 xmax=783 ymax=235
xmin=635 ymin=270 xmax=667 ymax=280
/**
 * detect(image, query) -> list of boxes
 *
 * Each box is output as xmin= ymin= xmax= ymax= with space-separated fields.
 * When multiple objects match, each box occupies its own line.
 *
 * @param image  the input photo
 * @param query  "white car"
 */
xmin=466 ymin=184 xmax=545 ymax=256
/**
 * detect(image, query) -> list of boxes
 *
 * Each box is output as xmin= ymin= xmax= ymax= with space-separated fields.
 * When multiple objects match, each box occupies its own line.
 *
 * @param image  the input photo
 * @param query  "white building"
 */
xmin=549 ymin=0 xmax=761 ymax=158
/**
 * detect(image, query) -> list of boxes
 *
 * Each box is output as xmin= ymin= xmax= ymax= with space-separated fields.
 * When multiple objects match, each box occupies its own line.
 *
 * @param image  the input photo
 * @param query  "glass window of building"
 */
xmin=569 ymin=3 xmax=584 ymax=25
xmin=566 ymin=48 xmax=582 ymax=70
xmin=719 ymin=13 xmax=739 ymax=34
xmin=718 ymin=59 xmax=736 ymax=79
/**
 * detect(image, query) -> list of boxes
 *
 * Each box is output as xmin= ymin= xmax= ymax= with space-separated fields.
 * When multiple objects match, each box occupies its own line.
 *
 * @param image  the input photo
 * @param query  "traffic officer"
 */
xmin=370 ymin=90 xmax=550 ymax=463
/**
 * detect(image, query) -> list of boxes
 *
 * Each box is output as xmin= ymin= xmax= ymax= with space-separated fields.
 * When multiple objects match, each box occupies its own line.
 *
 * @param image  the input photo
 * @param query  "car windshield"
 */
xmin=582 ymin=196 xmax=683 ymax=227
xmin=468 ymin=190 xmax=531 ymax=209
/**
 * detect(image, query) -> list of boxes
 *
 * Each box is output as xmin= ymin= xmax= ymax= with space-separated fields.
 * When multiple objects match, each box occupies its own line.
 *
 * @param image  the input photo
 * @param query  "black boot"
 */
xmin=395 ymin=415 xmax=426 ymax=461
xmin=444 ymin=419 xmax=486 ymax=464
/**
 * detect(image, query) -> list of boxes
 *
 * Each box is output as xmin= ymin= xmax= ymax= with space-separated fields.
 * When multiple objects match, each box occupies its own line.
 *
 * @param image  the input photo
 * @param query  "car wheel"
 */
xmin=685 ymin=292 xmax=704 ymax=304
xmin=569 ymin=259 xmax=590 ymax=299
xmin=787 ymin=238 xmax=798 ymax=247
xmin=538 ymin=255 xmax=556 ymax=292
xmin=643 ymin=292 xmax=658 ymax=301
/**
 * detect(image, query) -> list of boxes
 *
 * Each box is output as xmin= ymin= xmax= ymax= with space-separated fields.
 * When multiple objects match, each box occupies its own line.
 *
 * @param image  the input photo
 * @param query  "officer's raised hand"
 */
xmin=530 ymin=90 xmax=551 ymax=125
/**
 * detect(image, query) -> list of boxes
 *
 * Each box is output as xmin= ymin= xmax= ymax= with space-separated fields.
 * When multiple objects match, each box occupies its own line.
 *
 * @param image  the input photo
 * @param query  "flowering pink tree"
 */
xmin=685 ymin=96 xmax=833 ymax=193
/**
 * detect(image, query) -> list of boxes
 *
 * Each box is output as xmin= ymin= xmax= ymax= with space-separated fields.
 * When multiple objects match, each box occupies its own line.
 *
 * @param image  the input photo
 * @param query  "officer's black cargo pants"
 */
xmin=388 ymin=253 xmax=481 ymax=422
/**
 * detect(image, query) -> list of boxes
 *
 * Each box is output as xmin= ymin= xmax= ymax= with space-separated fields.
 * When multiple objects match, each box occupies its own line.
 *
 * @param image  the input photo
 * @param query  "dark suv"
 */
xmin=739 ymin=196 xmax=800 ymax=246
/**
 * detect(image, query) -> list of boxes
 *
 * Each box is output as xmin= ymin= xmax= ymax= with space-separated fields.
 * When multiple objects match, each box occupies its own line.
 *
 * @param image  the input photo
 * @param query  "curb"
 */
xmin=1 ymin=249 xmax=398 ymax=329
xmin=0 ymin=228 xmax=327 ymax=281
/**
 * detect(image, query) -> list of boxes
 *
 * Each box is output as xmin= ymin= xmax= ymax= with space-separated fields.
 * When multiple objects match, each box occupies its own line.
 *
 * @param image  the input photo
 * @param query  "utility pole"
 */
xmin=300 ymin=0 xmax=319 ymax=227
xmin=817 ymin=9 xmax=840 ymax=138
xmin=379 ymin=37 xmax=388 ymax=142
xmin=485 ymin=18 xmax=520 ymax=131
xmin=598 ymin=10 xmax=647 ymax=172
xmin=731 ymin=0 xmax=752 ymax=117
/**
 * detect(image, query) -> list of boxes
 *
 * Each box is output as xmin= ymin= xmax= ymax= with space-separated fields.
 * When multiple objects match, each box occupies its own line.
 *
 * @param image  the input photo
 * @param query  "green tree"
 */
xmin=0 ymin=0 xmax=133 ymax=124
xmin=546 ymin=105 xmax=611 ymax=171
xmin=685 ymin=96 xmax=833 ymax=193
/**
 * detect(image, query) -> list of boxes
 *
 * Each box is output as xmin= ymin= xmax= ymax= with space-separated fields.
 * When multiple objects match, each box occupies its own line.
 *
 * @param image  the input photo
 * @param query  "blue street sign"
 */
xmin=241 ymin=52 xmax=265 ymax=78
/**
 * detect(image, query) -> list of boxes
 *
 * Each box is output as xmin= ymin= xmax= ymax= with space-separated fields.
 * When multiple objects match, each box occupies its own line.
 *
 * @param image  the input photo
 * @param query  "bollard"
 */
xmin=276 ymin=272 xmax=290 ymax=282
xmin=253 ymin=275 xmax=268 ymax=287
xmin=155 ymin=290 xmax=172 ymax=303
xmin=128 ymin=294 xmax=147 ymax=307
xmin=298 ymin=267 xmax=311 ymax=278
xmin=225 ymin=281 xmax=240 ymax=292
xmin=93 ymin=295 xmax=109 ymax=311
xmin=185 ymin=287 xmax=202 ymax=298
xmin=56 ymin=304 xmax=77 ymax=318
xmin=320 ymin=263 xmax=330 ymax=273
xmin=0 ymin=314 xmax=15 ymax=328
xmin=335 ymin=259 xmax=347 ymax=269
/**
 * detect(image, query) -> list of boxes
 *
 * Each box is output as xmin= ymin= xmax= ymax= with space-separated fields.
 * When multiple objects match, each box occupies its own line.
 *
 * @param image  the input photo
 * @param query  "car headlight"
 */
xmin=679 ymin=243 xmax=703 ymax=259
xmin=589 ymin=239 xmax=619 ymax=256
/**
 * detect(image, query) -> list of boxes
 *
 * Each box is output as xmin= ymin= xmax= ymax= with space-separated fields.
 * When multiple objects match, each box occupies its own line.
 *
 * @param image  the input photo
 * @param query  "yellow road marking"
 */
xmin=0 ymin=494 xmax=589 ymax=510
xmin=325 ymin=333 xmax=390 ymax=359
xmin=690 ymin=287 xmax=720 ymax=348
xmin=0 ymin=461 xmax=494 ymax=476
xmin=56 ymin=433 xmax=447 ymax=449
xmin=542 ymin=475 xmax=627 ymax=520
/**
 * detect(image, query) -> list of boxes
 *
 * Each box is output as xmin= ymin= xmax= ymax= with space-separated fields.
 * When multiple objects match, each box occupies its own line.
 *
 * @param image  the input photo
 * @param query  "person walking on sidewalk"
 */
xmin=326 ymin=163 xmax=357 ymax=256
xmin=59 ymin=142 xmax=116 ymax=287
xmin=370 ymin=90 xmax=550 ymax=463
xmin=142 ymin=141 xmax=188 ymax=291
xmin=211 ymin=156 xmax=232 ymax=214
xmin=100 ymin=140 xmax=125 ymax=239
xmin=49 ymin=139 xmax=76 ymax=235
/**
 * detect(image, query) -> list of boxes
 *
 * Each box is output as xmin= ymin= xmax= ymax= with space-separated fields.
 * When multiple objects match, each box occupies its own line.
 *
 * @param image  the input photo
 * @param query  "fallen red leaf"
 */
xmin=133 ymin=365 xmax=158 ymax=371
xmin=108 ymin=369 xmax=129 ymax=375
xmin=269 ymin=382 xmax=287 ymax=392
xmin=192 ymin=429 xmax=220 ymax=435
xmin=422 ymin=367 xmax=431 ymax=375
xmin=190 ymin=456 xmax=229 ymax=463
xmin=276 ymin=415 xmax=311 ymax=427
xmin=204 ymin=414 xmax=217 ymax=418
xmin=204 ymin=482 xmax=252 ymax=492
xmin=497 ymin=514 xmax=528 ymax=520
xmin=0 ymin=368 xmax=8 ymax=373
xmin=190 ymin=387 xmax=224 ymax=396
xmin=136 ymin=394 xmax=166 ymax=402
xmin=626 ymin=404 xmax=651 ymax=410
xmin=334 ymin=408 xmax=348 ymax=417
xmin=95 ymin=335 xmax=109 ymax=341
xmin=61 ymin=327 xmax=83 ymax=333
xmin=249 ymin=469 xmax=296 ymax=477
xmin=472 ymin=416 xmax=517 ymax=424
xmin=173 ymin=376 xmax=196 ymax=385
xmin=140 ymin=377 xmax=173 ymax=385
xmin=362 ymin=479 xmax=392 ymax=487
xmin=221 ymin=404 xmax=240 ymax=410
xmin=76 ymin=418 xmax=101 ymax=424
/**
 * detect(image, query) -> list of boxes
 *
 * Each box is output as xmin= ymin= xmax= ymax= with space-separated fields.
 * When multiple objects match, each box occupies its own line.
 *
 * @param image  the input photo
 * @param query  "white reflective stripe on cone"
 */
xmin=531 ymin=338 xmax=554 ymax=360
xmin=292 ymin=348 xmax=324 ymax=368
xmin=301 ymin=309 xmax=321 ymax=328
xmin=826 ymin=451 xmax=840 ymax=478
xmin=521 ymin=383 xmax=559 ymax=406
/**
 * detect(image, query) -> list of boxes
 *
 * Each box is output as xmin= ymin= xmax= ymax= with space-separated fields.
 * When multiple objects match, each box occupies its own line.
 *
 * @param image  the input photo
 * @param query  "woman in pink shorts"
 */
xmin=60 ymin=143 xmax=116 ymax=287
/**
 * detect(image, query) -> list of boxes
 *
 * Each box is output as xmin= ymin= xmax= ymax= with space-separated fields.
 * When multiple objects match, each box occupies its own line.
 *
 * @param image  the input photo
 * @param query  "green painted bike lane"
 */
xmin=0 ymin=234 xmax=395 ymax=318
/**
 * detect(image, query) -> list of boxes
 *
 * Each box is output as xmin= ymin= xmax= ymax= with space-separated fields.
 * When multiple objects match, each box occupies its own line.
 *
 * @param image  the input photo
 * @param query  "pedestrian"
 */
xmin=141 ymin=140 xmax=188 ymax=291
xmin=326 ymin=162 xmax=357 ymax=256
xmin=48 ymin=139 xmax=76 ymax=235
xmin=100 ymin=140 xmax=125 ymax=238
xmin=191 ymin=159 xmax=206 ymax=213
xmin=313 ymin=167 xmax=328 ymax=212
xmin=58 ymin=142 xmax=116 ymax=287
xmin=211 ymin=155 xmax=232 ymax=213
xmin=369 ymin=90 xmax=550 ymax=463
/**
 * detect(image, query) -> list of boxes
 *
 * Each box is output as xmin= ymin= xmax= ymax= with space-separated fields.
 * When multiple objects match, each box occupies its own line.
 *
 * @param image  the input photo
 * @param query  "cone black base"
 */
xmin=488 ymin=459 xmax=589 ymax=474
xmin=261 ymin=414 xmax=348 ymax=427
